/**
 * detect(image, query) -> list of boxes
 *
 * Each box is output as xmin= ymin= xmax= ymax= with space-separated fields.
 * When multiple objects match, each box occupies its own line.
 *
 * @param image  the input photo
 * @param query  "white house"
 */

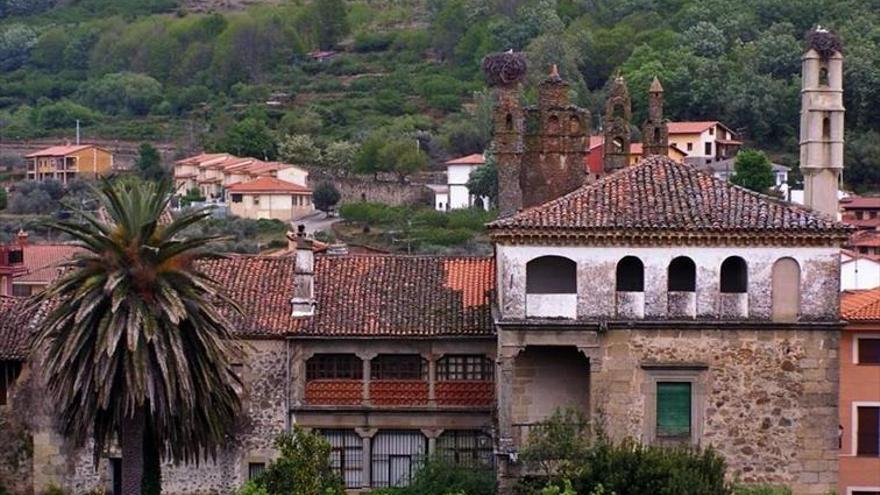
xmin=842 ymin=250 xmax=880 ymax=290
xmin=434 ymin=153 xmax=490 ymax=211
xmin=668 ymin=121 xmax=742 ymax=165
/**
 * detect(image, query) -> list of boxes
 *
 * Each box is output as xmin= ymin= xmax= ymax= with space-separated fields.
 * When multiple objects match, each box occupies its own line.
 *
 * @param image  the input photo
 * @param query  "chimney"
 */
xmin=291 ymin=224 xmax=315 ymax=317
xmin=17 ymin=229 xmax=28 ymax=247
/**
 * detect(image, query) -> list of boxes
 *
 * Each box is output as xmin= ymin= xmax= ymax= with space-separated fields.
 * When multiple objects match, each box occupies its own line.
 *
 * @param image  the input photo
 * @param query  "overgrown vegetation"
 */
xmin=730 ymin=149 xmax=775 ymax=194
xmin=337 ymin=202 xmax=494 ymax=254
xmin=5 ymin=0 xmax=880 ymax=186
xmin=368 ymin=457 xmax=495 ymax=495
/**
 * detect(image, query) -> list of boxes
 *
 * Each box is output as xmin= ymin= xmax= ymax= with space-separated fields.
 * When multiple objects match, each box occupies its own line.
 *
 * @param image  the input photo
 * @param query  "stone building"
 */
xmin=602 ymin=76 xmax=632 ymax=173
xmin=641 ymin=77 xmax=669 ymax=157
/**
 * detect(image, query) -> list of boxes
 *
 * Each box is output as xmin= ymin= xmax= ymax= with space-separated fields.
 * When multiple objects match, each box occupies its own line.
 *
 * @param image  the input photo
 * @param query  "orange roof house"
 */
xmin=227 ymin=177 xmax=313 ymax=221
xmin=585 ymin=136 xmax=687 ymax=176
xmin=25 ymin=144 xmax=114 ymax=184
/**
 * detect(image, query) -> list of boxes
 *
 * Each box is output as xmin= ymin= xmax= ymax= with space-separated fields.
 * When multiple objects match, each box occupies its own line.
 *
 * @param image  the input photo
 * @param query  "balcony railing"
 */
xmin=304 ymin=379 xmax=362 ymax=405
xmin=369 ymin=380 xmax=429 ymax=406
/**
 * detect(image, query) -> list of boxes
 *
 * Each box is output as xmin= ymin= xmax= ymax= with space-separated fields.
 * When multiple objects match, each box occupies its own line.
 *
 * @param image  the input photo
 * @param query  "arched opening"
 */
xmin=822 ymin=116 xmax=831 ymax=140
xmin=819 ymin=67 xmax=829 ymax=86
xmin=612 ymin=102 xmax=624 ymax=119
xmin=720 ymin=256 xmax=747 ymax=293
xmin=569 ymin=115 xmax=581 ymax=133
xmin=612 ymin=137 xmax=624 ymax=153
xmin=668 ymin=257 xmax=696 ymax=292
xmin=505 ymin=113 xmax=513 ymax=131
xmin=772 ymin=258 xmax=801 ymax=322
xmin=526 ymin=256 xmax=576 ymax=294
xmin=526 ymin=256 xmax=577 ymax=318
xmin=547 ymin=115 xmax=560 ymax=133
xmin=616 ymin=256 xmax=644 ymax=292
xmin=653 ymin=127 xmax=661 ymax=143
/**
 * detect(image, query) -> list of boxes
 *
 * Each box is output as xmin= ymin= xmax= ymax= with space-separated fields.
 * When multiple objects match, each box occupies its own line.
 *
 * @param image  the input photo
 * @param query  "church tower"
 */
xmin=641 ymin=77 xmax=669 ymax=157
xmin=800 ymin=28 xmax=844 ymax=218
xmin=603 ymin=76 xmax=632 ymax=172
xmin=483 ymin=52 xmax=527 ymax=217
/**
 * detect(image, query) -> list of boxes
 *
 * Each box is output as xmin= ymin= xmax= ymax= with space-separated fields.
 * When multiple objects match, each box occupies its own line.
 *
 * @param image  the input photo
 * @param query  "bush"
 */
xmin=247 ymin=426 xmax=344 ymax=495
xmin=312 ymin=182 xmax=341 ymax=213
xmin=353 ymin=31 xmax=396 ymax=52
xmin=732 ymin=487 xmax=792 ymax=495
xmin=34 ymin=100 xmax=100 ymax=129
xmin=339 ymin=202 xmax=410 ymax=226
xmin=369 ymin=457 xmax=495 ymax=495
xmin=77 ymin=72 xmax=163 ymax=116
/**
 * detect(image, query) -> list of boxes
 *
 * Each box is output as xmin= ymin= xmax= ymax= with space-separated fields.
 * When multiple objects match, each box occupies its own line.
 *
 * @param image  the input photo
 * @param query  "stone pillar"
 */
xmin=421 ymin=428 xmax=443 ymax=456
xmin=496 ymin=348 xmax=521 ymax=495
xmin=355 ymin=428 xmax=377 ymax=490
xmin=427 ymin=355 xmax=437 ymax=406
xmin=359 ymin=352 xmax=376 ymax=405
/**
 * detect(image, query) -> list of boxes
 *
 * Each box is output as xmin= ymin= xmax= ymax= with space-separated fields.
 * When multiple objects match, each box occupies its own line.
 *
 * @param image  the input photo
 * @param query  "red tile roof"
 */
xmin=14 ymin=244 xmax=81 ymax=284
xmin=842 ymin=288 xmax=880 ymax=321
xmin=296 ymin=255 xmax=496 ymax=337
xmin=491 ymin=155 xmax=849 ymax=241
xmin=445 ymin=154 xmax=485 ymax=166
xmin=226 ymin=177 xmax=311 ymax=194
xmin=667 ymin=121 xmax=720 ymax=134
xmin=841 ymin=196 xmax=880 ymax=209
xmin=0 ymin=296 xmax=36 ymax=360
xmin=25 ymin=144 xmax=103 ymax=158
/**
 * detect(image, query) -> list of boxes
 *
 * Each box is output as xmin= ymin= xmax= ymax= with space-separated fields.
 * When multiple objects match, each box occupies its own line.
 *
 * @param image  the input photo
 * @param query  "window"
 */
xmin=505 ymin=114 xmax=513 ymax=131
xmin=569 ymin=115 xmax=581 ymax=133
xmin=709 ymin=127 xmax=714 ymax=136
xmin=371 ymin=430 xmax=427 ymax=488
xmin=612 ymin=137 xmax=624 ymax=153
xmin=437 ymin=430 xmax=494 ymax=467
xmin=668 ymin=257 xmax=696 ymax=292
xmin=322 ymin=429 xmax=363 ymax=488
xmin=686 ymin=142 xmax=693 ymax=151
xmin=720 ymin=256 xmax=747 ymax=293
xmin=306 ymin=354 xmax=363 ymax=380
xmin=436 ymin=355 xmax=494 ymax=381
xmin=819 ymin=67 xmax=829 ymax=86
xmin=858 ymin=338 xmax=880 ymax=364
xmin=616 ymin=256 xmax=644 ymax=292
xmin=371 ymin=355 xmax=426 ymax=380
xmin=857 ymin=211 xmax=866 ymax=220
xmin=771 ymin=258 xmax=801 ymax=322
xmin=248 ymin=462 xmax=266 ymax=480
xmin=547 ymin=115 xmax=560 ymax=133
xmin=11 ymin=284 xmax=32 ymax=297
xmin=253 ymin=196 xmax=260 ymax=206
xmin=857 ymin=406 xmax=880 ymax=456
xmin=231 ymin=194 xmax=243 ymax=203
xmin=823 ymin=116 xmax=831 ymax=140
xmin=657 ymin=382 xmax=692 ymax=439
xmin=526 ymin=256 xmax=576 ymax=294
xmin=704 ymin=142 xmax=712 ymax=156
xmin=0 ymin=361 xmax=23 ymax=406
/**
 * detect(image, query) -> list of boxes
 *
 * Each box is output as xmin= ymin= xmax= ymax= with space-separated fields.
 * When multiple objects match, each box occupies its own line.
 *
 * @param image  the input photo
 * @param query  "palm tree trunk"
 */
xmin=121 ymin=407 xmax=146 ymax=495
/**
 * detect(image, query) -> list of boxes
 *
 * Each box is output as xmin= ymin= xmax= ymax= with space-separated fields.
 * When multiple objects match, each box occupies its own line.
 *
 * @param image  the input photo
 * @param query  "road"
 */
xmin=291 ymin=210 xmax=341 ymax=236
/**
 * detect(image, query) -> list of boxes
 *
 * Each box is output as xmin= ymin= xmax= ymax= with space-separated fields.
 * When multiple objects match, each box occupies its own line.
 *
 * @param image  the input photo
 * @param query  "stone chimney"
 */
xmin=800 ymin=27 xmax=844 ymax=218
xmin=603 ymin=76 xmax=632 ymax=173
xmin=641 ymin=77 xmax=669 ymax=157
xmin=291 ymin=224 xmax=315 ymax=317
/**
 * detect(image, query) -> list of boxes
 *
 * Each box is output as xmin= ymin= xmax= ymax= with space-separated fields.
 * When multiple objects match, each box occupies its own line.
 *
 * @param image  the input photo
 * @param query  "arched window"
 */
xmin=547 ymin=115 xmax=560 ymax=133
xmin=772 ymin=258 xmax=801 ymax=321
xmin=569 ymin=115 xmax=581 ymax=133
xmin=653 ymin=127 xmax=661 ymax=142
xmin=526 ymin=256 xmax=576 ymax=294
xmin=613 ymin=103 xmax=624 ymax=119
xmin=822 ymin=116 xmax=831 ymax=140
xmin=616 ymin=256 xmax=644 ymax=292
xmin=668 ymin=257 xmax=696 ymax=292
xmin=612 ymin=137 xmax=624 ymax=153
xmin=720 ymin=256 xmax=748 ymax=293
xmin=819 ymin=67 xmax=829 ymax=86
xmin=505 ymin=113 xmax=514 ymax=131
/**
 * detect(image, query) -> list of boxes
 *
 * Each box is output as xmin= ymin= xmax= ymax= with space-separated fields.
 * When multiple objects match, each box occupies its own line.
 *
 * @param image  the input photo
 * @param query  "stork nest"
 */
xmin=807 ymin=29 xmax=843 ymax=58
xmin=482 ymin=52 xmax=527 ymax=87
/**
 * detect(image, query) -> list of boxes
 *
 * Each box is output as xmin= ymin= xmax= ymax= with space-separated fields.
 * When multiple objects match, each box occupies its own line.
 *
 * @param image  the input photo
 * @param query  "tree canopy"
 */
xmin=730 ymin=149 xmax=775 ymax=193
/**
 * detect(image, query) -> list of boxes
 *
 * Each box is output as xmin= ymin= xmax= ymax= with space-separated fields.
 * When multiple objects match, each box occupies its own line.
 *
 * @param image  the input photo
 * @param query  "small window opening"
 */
xmin=616 ymin=256 xmax=644 ymax=292
xmin=819 ymin=67 xmax=829 ymax=86
xmin=822 ymin=116 xmax=831 ymax=140
xmin=668 ymin=257 xmax=696 ymax=292
xmin=720 ymin=256 xmax=748 ymax=293
xmin=505 ymin=113 xmax=513 ymax=131
xmin=526 ymin=256 xmax=576 ymax=294
xmin=612 ymin=137 xmax=625 ymax=153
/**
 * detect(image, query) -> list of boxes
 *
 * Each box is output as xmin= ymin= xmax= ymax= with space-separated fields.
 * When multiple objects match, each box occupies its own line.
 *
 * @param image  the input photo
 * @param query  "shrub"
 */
xmin=313 ymin=182 xmax=341 ymax=213
xmin=732 ymin=487 xmax=793 ymax=495
xmin=353 ymin=31 xmax=396 ymax=52
xmin=368 ymin=457 xmax=495 ymax=495
xmin=248 ymin=426 xmax=344 ymax=495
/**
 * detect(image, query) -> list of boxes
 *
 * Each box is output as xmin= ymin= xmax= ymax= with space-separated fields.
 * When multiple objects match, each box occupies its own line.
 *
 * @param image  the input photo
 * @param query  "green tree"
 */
xmin=34 ymin=100 xmax=100 ymax=129
xmin=314 ymin=0 xmax=349 ymax=50
xmin=77 ymin=72 xmax=163 ymax=115
xmin=520 ymin=408 xmax=592 ymax=483
xmin=33 ymin=179 xmax=243 ymax=495
xmin=844 ymin=131 xmax=880 ymax=194
xmin=278 ymin=134 xmax=320 ymax=167
xmin=730 ymin=149 xmax=775 ymax=193
xmin=249 ymin=426 xmax=344 ymax=495
xmin=135 ymin=143 xmax=166 ymax=181
xmin=0 ymin=24 xmax=37 ymax=70
xmin=466 ymin=156 xmax=497 ymax=208
xmin=380 ymin=139 xmax=428 ymax=181
xmin=312 ymin=182 xmax=341 ymax=214
xmin=321 ymin=141 xmax=358 ymax=174
xmin=219 ymin=118 xmax=277 ymax=160
xmin=0 ymin=187 xmax=6 ymax=210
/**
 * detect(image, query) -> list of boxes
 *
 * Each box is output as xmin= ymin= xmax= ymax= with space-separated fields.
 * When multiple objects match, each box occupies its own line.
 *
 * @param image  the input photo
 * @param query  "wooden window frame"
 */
xmin=854 ymin=334 xmax=880 ymax=365
xmin=852 ymin=402 xmax=880 ymax=457
xmin=436 ymin=355 xmax=494 ymax=381
xmin=371 ymin=355 xmax=426 ymax=381
xmin=641 ymin=365 xmax=707 ymax=446
xmin=306 ymin=354 xmax=363 ymax=381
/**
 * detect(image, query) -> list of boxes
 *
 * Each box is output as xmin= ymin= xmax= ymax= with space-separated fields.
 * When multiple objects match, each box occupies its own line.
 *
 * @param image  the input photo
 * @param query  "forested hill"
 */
xmin=2 ymin=0 xmax=880 ymax=190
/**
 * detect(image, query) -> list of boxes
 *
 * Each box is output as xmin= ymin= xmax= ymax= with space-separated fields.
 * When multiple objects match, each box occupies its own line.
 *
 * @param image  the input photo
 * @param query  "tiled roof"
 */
xmin=25 ymin=144 xmax=102 ymax=158
xmin=296 ymin=255 xmax=496 ymax=337
xmin=842 ymin=288 xmax=880 ymax=321
xmin=0 ymin=297 xmax=36 ymax=360
xmin=445 ymin=154 xmax=485 ymax=165
xmin=197 ymin=256 xmax=299 ymax=336
xmin=491 ymin=155 xmax=850 ymax=242
xmin=850 ymin=230 xmax=880 ymax=247
xmin=841 ymin=196 xmax=880 ymax=209
xmin=14 ymin=244 xmax=81 ymax=284
xmin=667 ymin=121 xmax=719 ymax=134
xmin=226 ymin=177 xmax=311 ymax=194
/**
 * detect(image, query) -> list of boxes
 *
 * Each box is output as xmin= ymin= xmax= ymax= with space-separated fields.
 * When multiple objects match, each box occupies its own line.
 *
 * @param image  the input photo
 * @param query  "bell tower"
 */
xmin=800 ymin=28 xmax=844 ymax=218
xmin=603 ymin=76 xmax=632 ymax=172
xmin=641 ymin=77 xmax=669 ymax=157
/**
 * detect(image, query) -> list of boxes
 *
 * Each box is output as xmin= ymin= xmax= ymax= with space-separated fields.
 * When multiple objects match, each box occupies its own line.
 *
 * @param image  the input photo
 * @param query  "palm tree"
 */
xmin=33 ymin=179 xmax=243 ymax=494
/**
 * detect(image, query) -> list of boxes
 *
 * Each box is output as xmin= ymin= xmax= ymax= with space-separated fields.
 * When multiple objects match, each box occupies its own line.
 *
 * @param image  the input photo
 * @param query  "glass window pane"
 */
xmin=857 ymin=406 xmax=880 ymax=456
xmin=859 ymin=338 xmax=880 ymax=364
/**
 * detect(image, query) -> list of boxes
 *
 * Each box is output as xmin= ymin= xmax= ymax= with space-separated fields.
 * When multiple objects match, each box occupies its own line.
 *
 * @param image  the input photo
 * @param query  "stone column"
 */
xmin=355 ymin=427 xmax=377 ymax=490
xmin=421 ymin=428 xmax=444 ymax=456
xmin=358 ymin=352 xmax=376 ymax=405
xmin=427 ymin=354 xmax=437 ymax=406
xmin=496 ymin=348 xmax=520 ymax=495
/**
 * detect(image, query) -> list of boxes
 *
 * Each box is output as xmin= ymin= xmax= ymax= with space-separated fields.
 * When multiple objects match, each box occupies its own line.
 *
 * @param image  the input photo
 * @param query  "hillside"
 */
xmin=2 ymin=0 xmax=880 ymax=189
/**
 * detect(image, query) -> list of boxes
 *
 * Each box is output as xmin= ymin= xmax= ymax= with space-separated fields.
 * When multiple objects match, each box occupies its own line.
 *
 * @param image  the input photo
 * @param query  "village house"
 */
xmin=227 ymin=177 xmax=314 ymax=221
xmin=173 ymin=153 xmax=309 ymax=203
xmin=0 ymin=232 xmax=80 ymax=297
xmin=841 ymin=197 xmax=880 ymax=230
xmin=0 ymin=33 xmax=853 ymax=495
xmin=668 ymin=121 xmax=742 ymax=165
xmin=839 ymin=289 xmax=880 ymax=495
xmin=431 ymin=153 xmax=490 ymax=211
xmin=841 ymin=250 xmax=880 ymax=291
xmin=25 ymin=144 xmax=114 ymax=184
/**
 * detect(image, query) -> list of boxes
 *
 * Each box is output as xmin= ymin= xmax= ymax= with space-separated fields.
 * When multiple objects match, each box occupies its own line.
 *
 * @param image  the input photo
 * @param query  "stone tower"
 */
xmin=520 ymin=65 xmax=590 ymax=209
xmin=641 ymin=77 xmax=669 ymax=157
xmin=483 ymin=52 xmax=527 ymax=217
xmin=800 ymin=28 xmax=844 ymax=218
xmin=603 ymin=76 xmax=632 ymax=172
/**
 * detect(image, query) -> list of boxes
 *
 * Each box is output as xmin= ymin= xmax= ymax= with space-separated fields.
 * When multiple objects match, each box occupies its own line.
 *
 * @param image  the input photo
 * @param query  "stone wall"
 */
xmin=17 ymin=338 xmax=288 ymax=495
xmin=593 ymin=327 xmax=839 ymax=494
xmin=305 ymin=169 xmax=433 ymax=207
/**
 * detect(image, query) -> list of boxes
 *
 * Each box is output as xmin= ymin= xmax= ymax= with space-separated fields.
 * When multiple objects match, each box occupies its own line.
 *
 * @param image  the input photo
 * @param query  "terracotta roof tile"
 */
xmin=14 ymin=244 xmax=81 ymax=284
xmin=226 ymin=177 xmax=311 ymax=194
xmin=296 ymin=255 xmax=495 ymax=337
xmin=0 ymin=297 xmax=37 ymax=360
xmin=24 ymin=144 xmax=99 ymax=158
xmin=842 ymin=288 xmax=880 ymax=320
xmin=850 ymin=230 xmax=880 ymax=247
xmin=667 ymin=121 xmax=720 ymax=134
xmin=841 ymin=196 xmax=880 ymax=209
xmin=490 ymin=156 xmax=849 ymax=241
xmin=445 ymin=154 xmax=485 ymax=165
